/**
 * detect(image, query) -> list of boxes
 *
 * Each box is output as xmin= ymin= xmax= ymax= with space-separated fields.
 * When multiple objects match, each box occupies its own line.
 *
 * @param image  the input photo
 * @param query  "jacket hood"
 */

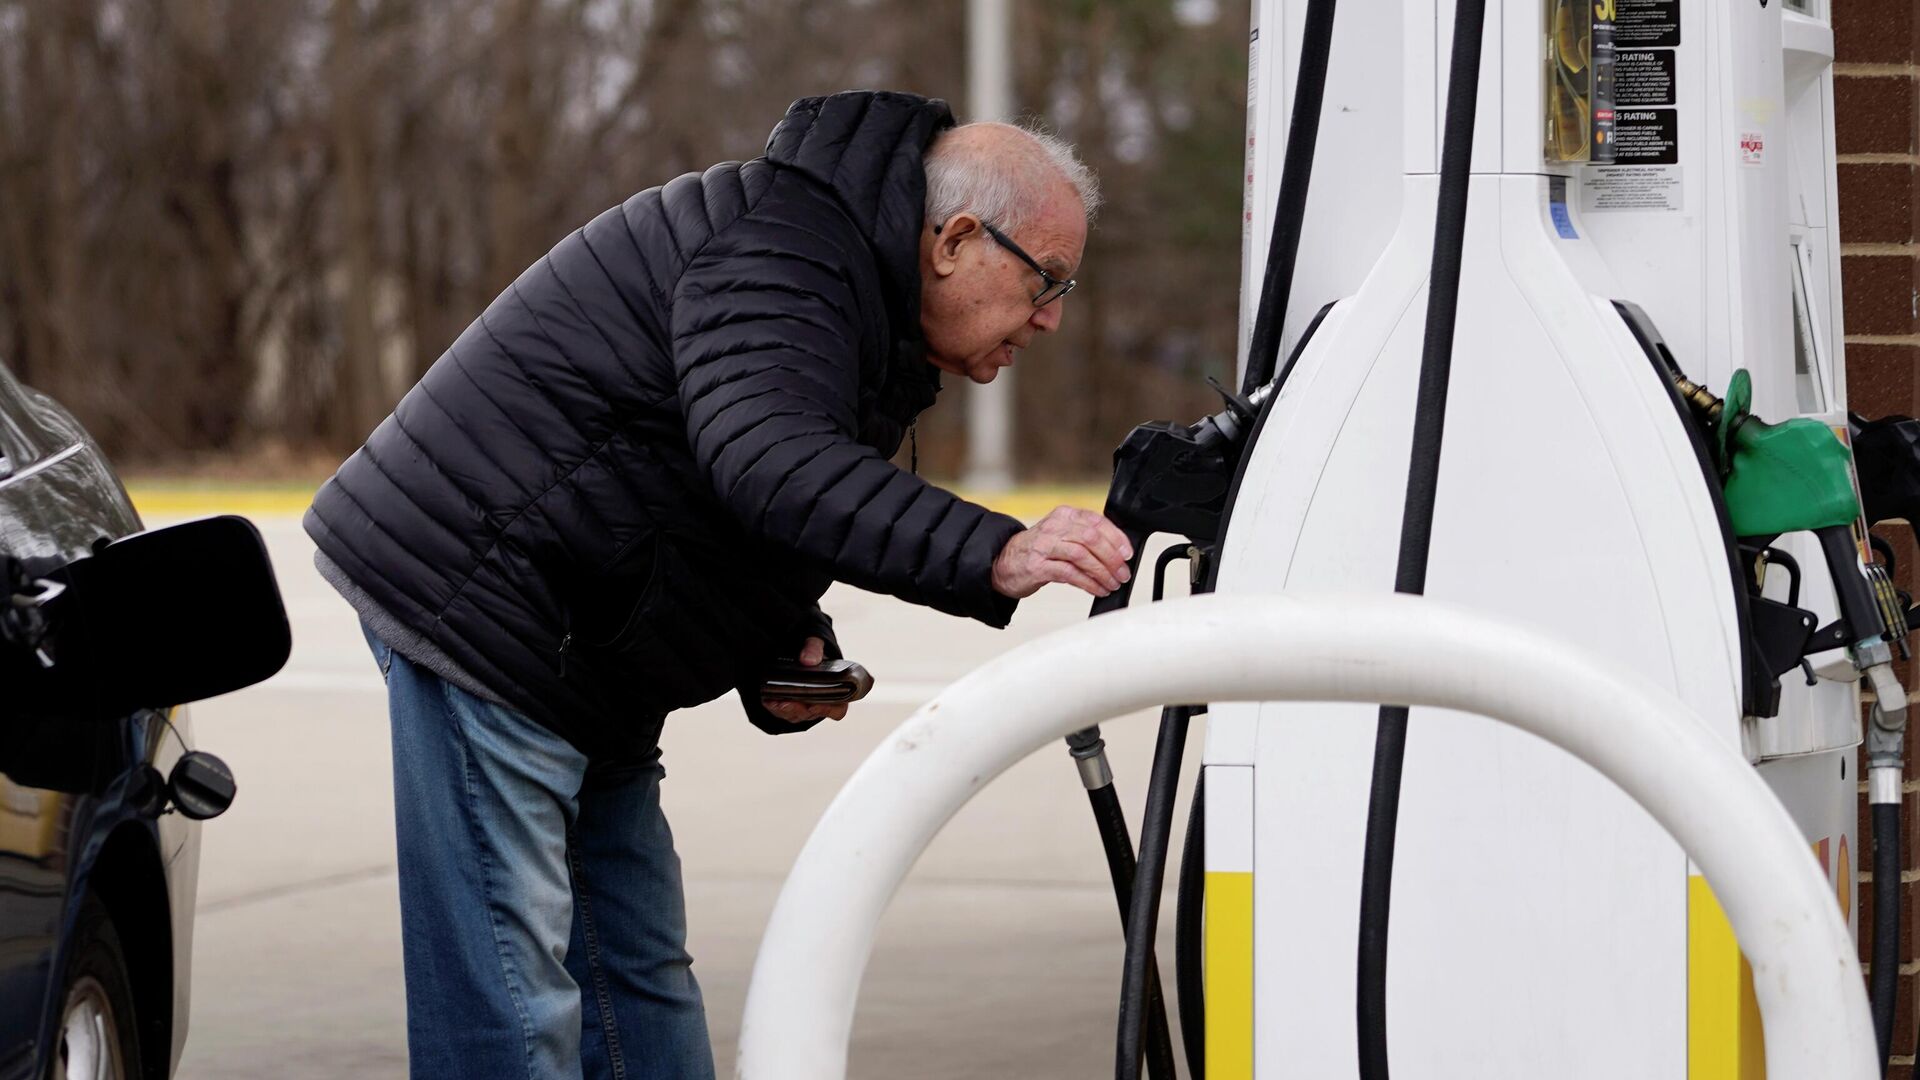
xmin=765 ymin=90 xmax=954 ymax=419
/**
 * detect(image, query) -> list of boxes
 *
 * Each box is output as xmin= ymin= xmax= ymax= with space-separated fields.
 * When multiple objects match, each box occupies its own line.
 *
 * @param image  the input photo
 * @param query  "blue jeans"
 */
xmin=365 ymin=624 xmax=714 ymax=1080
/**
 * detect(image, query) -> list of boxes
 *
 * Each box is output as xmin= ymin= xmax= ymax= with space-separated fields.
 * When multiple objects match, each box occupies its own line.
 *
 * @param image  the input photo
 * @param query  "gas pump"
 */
xmin=738 ymin=0 xmax=1920 ymax=1076
xmin=1197 ymin=0 xmax=1914 ymax=1075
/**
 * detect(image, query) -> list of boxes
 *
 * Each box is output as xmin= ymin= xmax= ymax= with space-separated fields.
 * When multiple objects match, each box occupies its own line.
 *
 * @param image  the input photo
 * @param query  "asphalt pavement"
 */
xmin=171 ymin=514 xmax=1201 ymax=1079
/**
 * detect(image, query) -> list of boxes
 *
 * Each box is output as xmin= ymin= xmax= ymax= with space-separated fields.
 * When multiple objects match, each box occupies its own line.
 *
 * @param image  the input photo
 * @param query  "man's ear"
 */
xmin=928 ymin=213 xmax=983 ymax=279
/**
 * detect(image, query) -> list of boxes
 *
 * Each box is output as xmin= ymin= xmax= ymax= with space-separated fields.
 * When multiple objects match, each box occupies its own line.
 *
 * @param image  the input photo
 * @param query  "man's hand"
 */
xmin=760 ymin=635 xmax=851 ymax=725
xmin=991 ymin=506 xmax=1135 ymax=599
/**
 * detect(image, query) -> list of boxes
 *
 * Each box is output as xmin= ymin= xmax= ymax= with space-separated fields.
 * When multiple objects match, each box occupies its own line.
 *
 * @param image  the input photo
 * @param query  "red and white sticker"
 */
xmin=1740 ymin=131 xmax=1766 ymax=166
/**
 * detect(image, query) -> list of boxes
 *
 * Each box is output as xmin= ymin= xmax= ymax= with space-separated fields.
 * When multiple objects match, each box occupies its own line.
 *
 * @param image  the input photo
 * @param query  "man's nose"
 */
xmin=1029 ymin=301 xmax=1063 ymax=334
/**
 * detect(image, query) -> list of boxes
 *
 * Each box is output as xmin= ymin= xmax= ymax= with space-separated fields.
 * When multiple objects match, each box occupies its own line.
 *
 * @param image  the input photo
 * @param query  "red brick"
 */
xmin=1848 ymin=344 xmax=1920 ymax=419
xmin=1834 ymin=0 xmax=1918 ymax=66
xmin=1840 ymin=163 xmax=1919 ymax=245
xmin=1835 ymin=6 xmax=1920 ymax=1037
xmin=1873 ymin=526 xmax=1920 ymax=598
xmin=1859 ymin=836 xmax=1920 ymax=933
xmin=1843 ymin=254 xmax=1920 ymax=335
xmin=1899 ymin=969 xmax=1918 ymax=1057
xmin=1837 ymin=76 xmax=1919 ymax=157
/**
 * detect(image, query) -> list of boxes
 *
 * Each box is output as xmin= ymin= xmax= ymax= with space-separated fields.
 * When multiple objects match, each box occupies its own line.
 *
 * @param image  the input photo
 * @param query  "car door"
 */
xmin=0 ymin=362 xmax=142 ymax=1079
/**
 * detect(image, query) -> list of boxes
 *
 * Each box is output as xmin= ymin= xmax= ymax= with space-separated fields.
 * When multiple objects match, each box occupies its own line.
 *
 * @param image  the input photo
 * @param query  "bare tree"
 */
xmin=0 ymin=0 xmax=1250 ymax=475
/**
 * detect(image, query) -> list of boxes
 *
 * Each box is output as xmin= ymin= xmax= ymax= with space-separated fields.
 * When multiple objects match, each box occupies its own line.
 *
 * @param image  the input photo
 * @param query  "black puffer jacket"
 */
xmin=305 ymin=91 xmax=1026 ymax=756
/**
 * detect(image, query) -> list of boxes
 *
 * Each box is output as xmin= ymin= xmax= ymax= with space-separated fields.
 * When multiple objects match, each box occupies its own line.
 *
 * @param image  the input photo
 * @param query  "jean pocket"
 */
xmin=361 ymin=623 xmax=395 ymax=680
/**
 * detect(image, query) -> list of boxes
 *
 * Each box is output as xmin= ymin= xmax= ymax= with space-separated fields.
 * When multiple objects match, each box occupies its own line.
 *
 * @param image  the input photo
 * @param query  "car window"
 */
xmin=0 ymin=362 xmax=48 ymax=478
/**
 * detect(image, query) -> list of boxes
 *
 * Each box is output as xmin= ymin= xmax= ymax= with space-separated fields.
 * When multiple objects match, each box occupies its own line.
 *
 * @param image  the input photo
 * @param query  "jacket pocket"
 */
xmin=575 ymin=535 xmax=795 ymax=712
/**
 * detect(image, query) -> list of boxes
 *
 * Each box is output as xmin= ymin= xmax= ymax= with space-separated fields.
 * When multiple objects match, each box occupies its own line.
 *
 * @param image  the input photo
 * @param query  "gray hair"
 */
xmin=923 ymin=121 xmax=1101 ymax=236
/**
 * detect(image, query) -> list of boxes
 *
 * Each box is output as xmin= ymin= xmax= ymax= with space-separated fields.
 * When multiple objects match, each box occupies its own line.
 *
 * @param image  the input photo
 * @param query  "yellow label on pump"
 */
xmin=1206 ymin=871 xmax=1255 ymax=1079
xmin=1689 ymin=875 xmax=1766 ymax=1078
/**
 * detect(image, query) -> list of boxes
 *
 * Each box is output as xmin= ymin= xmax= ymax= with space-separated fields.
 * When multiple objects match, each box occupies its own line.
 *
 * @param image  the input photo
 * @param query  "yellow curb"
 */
xmin=956 ymin=485 xmax=1107 ymax=521
xmin=127 ymin=483 xmax=1108 ymax=523
xmin=128 ymin=487 xmax=319 ymax=521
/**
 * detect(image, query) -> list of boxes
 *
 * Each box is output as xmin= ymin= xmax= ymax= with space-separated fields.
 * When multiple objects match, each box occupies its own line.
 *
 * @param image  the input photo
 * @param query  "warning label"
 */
xmin=1610 ymin=109 xmax=1678 ymax=164
xmin=1614 ymin=50 xmax=1675 ymax=107
xmin=1581 ymin=166 xmax=1683 ymax=213
xmin=1615 ymin=0 xmax=1680 ymax=48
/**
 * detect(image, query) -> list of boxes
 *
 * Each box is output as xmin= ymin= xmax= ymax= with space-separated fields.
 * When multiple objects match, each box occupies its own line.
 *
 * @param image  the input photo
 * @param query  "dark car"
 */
xmin=0 ymin=361 xmax=289 ymax=1080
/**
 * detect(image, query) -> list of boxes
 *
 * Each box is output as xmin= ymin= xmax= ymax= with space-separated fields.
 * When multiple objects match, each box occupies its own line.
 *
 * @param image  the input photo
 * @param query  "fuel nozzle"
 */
xmin=1847 ymin=414 xmax=1920 ymax=803
xmin=1671 ymin=373 xmax=1725 ymax=429
xmin=1103 ymin=380 xmax=1264 ymax=547
xmin=1089 ymin=379 xmax=1268 ymax=618
xmin=1814 ymin=526 xmax=1907 ymax=804
xmin=1190 ymin=376 xmax=1268 ymax=450
xmin=1677 ymin=367 xmax=1907 ymax=751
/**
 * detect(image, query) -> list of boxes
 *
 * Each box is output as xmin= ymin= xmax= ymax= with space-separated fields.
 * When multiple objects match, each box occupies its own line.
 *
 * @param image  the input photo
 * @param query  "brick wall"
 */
xmin=1839 ymin=0 xmax=1920 ymax=1073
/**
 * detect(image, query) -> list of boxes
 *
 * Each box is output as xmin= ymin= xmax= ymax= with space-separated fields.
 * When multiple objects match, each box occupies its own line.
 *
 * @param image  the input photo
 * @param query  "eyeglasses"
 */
xmin=983 ymin=222 xmax=1077 ymax=307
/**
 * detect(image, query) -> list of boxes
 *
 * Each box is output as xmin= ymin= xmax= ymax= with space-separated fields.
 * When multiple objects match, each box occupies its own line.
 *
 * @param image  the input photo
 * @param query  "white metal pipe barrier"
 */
xmin=736 ymin=593 xmax=1875 ymax=1079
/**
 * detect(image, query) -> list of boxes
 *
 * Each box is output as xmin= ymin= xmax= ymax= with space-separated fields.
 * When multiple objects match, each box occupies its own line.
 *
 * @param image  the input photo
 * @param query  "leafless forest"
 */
xmin=0 ymin=0 xmax=1249 ymax=478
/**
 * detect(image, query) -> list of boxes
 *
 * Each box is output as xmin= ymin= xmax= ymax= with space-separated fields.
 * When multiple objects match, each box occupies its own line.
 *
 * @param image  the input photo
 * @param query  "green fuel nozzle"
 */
xmin=1675 ymin=368 xmax=1907 ymax=787
xmin=1676 ymin=369 xmax=1860 ymax=536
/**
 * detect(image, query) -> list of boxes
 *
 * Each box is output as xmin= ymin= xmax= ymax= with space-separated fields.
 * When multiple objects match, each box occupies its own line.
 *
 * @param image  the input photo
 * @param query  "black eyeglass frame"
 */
xmin=982 ymin=222 xmax=1077 ymax=307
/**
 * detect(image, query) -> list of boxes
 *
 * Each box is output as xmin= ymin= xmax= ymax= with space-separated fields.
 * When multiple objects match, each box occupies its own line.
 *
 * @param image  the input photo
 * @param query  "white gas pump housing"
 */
xmin=1209 ymin=0 xmax=1857 ymax=1076
xmin=737 ymin=598 xmax=1875 ymax=1079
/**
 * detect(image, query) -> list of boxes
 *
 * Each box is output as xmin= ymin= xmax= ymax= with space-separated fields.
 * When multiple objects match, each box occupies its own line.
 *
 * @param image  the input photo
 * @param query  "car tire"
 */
xmin=47 ymin=891 xmax=142 ymax=1080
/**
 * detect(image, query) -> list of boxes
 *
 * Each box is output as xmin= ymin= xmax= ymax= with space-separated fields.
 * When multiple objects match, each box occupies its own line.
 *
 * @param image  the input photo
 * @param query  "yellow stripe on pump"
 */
xmin=1206 ymin=870 xmax=1255 ymax=1079
xmin=1689 ymin=875 xmax=1765 ymax=1078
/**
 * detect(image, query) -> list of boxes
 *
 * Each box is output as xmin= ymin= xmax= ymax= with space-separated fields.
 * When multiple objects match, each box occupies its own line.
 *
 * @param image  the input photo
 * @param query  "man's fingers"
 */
xmin=1050 ymin=539 xmax=1121 ymax=593
xmin=1064 ymin=507 xmax=1133 ymax=559
xmin=996 ymin=509 xmax=1141 ymax=601
xmin=763 ymin=696 xmax=849 ymax=724
xmin=1073 ymin=525 xmax=1132 ymax=580
xmin=799 ymin=636 xmax=826 ymax=666
xmin=1043 ymin=560 xmax=1109 ymax=597
xmin=1044 ymin=507 xmax=1134 ymax=572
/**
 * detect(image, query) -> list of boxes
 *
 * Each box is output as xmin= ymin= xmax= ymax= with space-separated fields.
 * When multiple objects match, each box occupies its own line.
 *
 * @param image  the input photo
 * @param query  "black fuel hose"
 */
xmin=1240 ymin=0 xmax=1341 ymax=397
xmin=1873 ymin=800 xmax=1898 ymax=1071
xmin=1175 ymin=772 xmax=1206 ymax=1078
xmin=1069 ymin=529 xmax=1178 ymax=1080
xmin=1107 ymin=546 xmax=1199 ymax=1080
xmin=1117 ymin=707 xmax=1193 ymax=1080
xmin=1355 ymin=0 xmax=1488 ymax=1076
xmin=1081 ymin=774 xmax=1181 ymax=1079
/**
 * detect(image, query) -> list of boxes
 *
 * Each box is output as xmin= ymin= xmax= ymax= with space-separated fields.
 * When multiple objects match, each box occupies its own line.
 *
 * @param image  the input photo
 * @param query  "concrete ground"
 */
xmin=172 ymin=514 xmax=1201 ymax=1079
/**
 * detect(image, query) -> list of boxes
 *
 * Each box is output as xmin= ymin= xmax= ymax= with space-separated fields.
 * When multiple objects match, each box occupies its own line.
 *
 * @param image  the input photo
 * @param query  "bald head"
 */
xmin=923 ymin=122 xmax=1100 ymax=235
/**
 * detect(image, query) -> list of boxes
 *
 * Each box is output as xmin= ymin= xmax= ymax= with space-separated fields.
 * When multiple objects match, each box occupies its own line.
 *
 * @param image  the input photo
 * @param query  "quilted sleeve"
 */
xmin=670 ymin=238 xmax=1023 ymax=627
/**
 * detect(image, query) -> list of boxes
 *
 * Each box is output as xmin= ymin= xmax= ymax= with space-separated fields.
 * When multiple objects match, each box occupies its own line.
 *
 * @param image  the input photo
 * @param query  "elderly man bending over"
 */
xmin=304 ymin=89 xmax=1132 ymax=1080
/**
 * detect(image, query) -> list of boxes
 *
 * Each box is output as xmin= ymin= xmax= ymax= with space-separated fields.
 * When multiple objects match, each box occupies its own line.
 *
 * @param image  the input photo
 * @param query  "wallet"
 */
xmin=758 ymin=658 xmax=874 ymax=704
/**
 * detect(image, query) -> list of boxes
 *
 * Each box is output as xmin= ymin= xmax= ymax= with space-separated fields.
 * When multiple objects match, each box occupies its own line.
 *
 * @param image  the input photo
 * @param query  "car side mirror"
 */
xmin=4 ymin=515 xmax=291 ymax=719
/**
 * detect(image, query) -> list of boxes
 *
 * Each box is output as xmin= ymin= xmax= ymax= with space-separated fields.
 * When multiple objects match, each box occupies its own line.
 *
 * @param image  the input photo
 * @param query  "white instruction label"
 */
xmin=1580 ymin=165 xmax=1683 ymax=212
